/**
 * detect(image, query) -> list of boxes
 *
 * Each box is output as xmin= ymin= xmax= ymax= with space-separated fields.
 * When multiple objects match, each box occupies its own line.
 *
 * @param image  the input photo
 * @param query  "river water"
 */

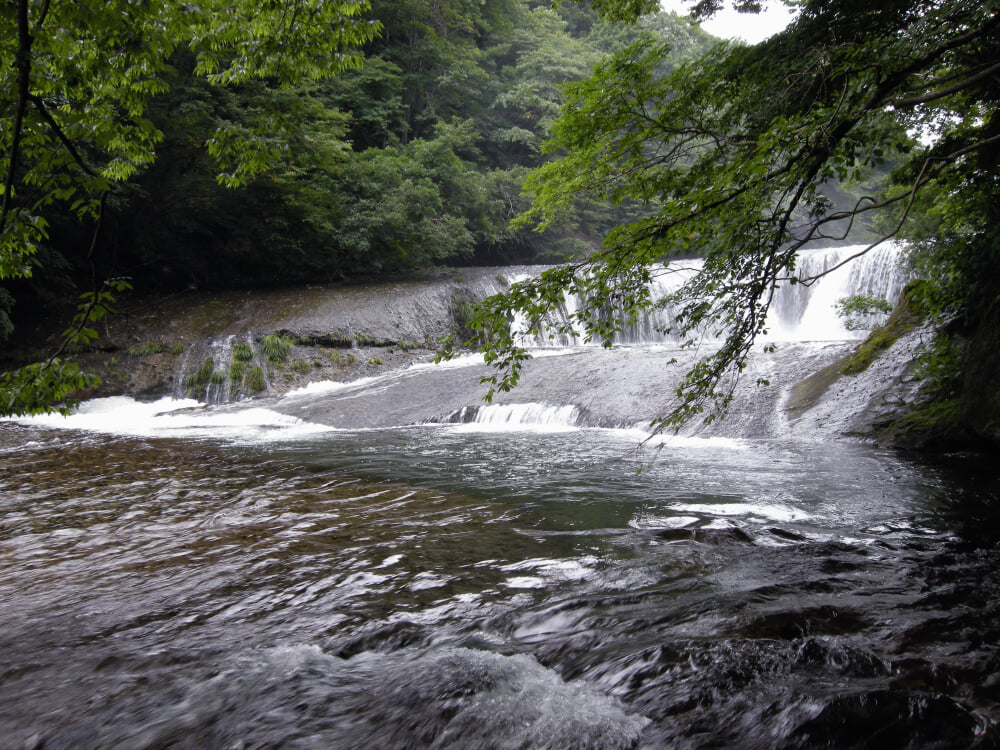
xmin=2 ymin=248 xmax=999 ymax=748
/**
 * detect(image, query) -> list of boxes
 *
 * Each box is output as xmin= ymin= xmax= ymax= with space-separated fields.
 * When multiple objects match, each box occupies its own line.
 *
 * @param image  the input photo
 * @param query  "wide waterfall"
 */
xmin=511 ymin=243 xmax=906 ymax=349
xmin=6 ymin=240 xmax=997 ymax=750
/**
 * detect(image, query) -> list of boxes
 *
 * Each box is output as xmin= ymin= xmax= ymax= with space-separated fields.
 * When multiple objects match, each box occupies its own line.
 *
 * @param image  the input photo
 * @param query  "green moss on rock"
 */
xmin=840 ymin=280 xmax=929 ymax=376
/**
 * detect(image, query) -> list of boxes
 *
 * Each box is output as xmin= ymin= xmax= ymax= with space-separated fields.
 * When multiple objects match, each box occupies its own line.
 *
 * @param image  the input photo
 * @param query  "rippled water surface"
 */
xmin=2 ymin=418 xmax=999 ymax=749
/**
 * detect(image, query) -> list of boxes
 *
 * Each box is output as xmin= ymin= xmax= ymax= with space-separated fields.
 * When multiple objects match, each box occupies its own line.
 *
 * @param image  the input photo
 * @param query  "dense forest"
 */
xmin=2 ymin=1 xmax=710 ymax=303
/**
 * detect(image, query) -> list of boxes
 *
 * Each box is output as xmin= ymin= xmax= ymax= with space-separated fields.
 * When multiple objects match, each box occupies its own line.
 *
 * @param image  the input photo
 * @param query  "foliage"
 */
xmin=0 ymin=0 xmax=379 ymax=414
xmin=260 ymin=334 xmax=295 ymax=363
xmin=0 ymin=0 xmax=379 ymax=280
xmin=0 ymin=359 xmax=98 ymax=416
xmin=0 ymin=288 xmax=14 ymax=342
xmin=61 ymin=278 xmax=133 ymax=350
xmin=836 ymin=295 xmax=894 ymax=332
xmin=454 ymin=0 xmax=1000 ymax=430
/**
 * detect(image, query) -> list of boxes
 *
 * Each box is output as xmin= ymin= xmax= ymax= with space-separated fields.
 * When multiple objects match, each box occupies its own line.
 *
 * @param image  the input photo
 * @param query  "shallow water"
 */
xmin=2 ymin=409 xmax=998 ymax=749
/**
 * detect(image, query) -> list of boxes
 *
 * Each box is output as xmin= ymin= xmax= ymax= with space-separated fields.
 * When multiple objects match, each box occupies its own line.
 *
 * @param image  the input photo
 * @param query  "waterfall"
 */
xmin=766 ymin=243 xmax=906 ymax=341
xmin=514 ymin=244 xmax=906 ymax=348
xmin=175 ymin=333 xmax=270 ymax=404
xmin=435 ymin=403 xmax=582 ymax=431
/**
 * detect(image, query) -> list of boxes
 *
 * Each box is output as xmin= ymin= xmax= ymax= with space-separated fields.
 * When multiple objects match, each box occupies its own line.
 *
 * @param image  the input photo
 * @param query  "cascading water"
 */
xmin=767 ymin=243 xmax=906 ymax=340
xmin=6 ymin=240 xmax=996 ymax=750
xmin=511 ymin=244 xmax=905 ymax=350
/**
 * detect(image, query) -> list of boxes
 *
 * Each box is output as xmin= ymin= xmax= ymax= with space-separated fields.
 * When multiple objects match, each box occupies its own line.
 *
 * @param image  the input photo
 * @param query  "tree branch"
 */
xmin=29 ymin=95 xmax=101 ymax=178
xmin=0 ymin=0 xmax=31 ymax=239
xmin=891 ymin=60 xmax=1000 ymax=108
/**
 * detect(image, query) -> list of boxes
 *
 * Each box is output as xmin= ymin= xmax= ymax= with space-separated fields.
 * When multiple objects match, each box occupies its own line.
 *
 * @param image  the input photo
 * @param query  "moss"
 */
xmin=840 ymin=280 xmax=927 ymax=376
xmin=785 ymin=360 xmax=844 ymax=420
xmin=898 ymin=398 xmax=963 ymax=434
xmin=875 ymin=398 xmax=967 ymax=450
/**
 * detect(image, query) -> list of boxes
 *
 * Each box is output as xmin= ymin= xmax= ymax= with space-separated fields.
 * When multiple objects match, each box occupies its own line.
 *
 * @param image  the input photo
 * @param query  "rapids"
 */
xmin=2 ymin=244 xmax=998 ymax=748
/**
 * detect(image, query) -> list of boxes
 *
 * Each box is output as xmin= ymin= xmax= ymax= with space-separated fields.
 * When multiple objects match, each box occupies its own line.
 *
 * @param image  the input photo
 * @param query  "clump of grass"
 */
xmin=326 ymin=332 xmax=353 ymax=348
xmin=244 ymin=365 xmax=266 ymax=393
xmin=291 ymin=360 xmax=310 ymax=374
xmin=232 ymin=342 xmax=254 ymax=363
xmin=229 ymin=360 xmax=247 ymax=384
xmin=128 ymin=342 xmax=165 ymax=357
xmin=368 ymin=356 xmax=383 ymax=366
xmin=184 ymin=356 xmax=216 ymax=399
xmin=209 ymin=370 xmax=226 ymax=386
xmin=185 ymin=357 xmax=215 ymax=387
xmin=260 ymin=333 xmax=294 ymax=363
xmin=130 ymin=341 xmax=185 ymax=357
xmin=329 ymin=349 xmax=342 ymax=365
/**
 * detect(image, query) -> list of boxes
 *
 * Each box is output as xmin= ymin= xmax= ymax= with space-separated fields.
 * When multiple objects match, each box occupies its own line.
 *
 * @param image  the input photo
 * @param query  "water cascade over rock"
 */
xmin=255 ymin=243 xmax=911 ymax=440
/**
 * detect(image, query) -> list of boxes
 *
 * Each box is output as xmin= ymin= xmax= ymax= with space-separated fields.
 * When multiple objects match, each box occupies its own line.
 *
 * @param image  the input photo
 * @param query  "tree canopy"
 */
xmin=0 ymin=0 xmax=380 ymax=414
xmin=454 ymin=0 xmax=1000 ymax=430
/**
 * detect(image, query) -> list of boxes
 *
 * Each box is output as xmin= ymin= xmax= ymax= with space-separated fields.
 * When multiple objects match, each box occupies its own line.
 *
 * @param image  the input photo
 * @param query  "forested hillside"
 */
xmin=4 ymin=1 xmax=711 ymax=307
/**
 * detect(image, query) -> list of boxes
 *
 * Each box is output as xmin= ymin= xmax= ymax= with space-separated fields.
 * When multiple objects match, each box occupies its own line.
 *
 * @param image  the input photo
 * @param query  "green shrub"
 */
xmin=260 ymin=334 xmax=294 ymax=363
xmin=232 ymin=342 xmax=254 ymax=363
xmin=245 ymin=365 xmax=266 ymax=393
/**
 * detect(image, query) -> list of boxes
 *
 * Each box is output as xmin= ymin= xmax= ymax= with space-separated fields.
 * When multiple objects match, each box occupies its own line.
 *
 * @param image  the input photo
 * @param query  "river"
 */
xmin=2 ymin=247 xmax=998 ymax=748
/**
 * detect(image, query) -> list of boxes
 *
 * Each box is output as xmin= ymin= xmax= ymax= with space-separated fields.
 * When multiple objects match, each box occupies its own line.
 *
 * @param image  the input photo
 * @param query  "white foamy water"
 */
xmin=10 ymin=396 xmax=333 ymax=442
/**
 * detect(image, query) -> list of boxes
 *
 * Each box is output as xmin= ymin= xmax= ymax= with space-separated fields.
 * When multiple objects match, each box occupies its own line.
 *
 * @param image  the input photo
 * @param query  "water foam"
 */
xmin=11 ymin=396 xmax=333 ymax=442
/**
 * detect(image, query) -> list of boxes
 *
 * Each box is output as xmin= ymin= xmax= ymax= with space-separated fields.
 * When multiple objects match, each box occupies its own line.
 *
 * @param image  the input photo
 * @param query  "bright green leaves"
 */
xmin=61 ymin=277 xmax=133 ymax=349
xmin=188 ymin=0 xmax=380 ymax=87
xmin=1 ymin=0 xmax=379 ymax=280
xmin=474 ymin=0 xmax=1000 ymax=430
xmin=0 ymin=360 xmax=100 ymax=417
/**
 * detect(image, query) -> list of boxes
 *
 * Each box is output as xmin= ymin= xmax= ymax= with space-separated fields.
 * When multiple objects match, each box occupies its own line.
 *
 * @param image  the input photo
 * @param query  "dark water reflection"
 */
xmin=1 ymin=422 xmax=998 ymax=749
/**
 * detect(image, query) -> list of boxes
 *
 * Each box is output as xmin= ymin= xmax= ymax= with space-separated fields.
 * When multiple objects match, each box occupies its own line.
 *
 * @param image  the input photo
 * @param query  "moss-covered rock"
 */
xmin=839 ymin=280 xmax=928 ymax=376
